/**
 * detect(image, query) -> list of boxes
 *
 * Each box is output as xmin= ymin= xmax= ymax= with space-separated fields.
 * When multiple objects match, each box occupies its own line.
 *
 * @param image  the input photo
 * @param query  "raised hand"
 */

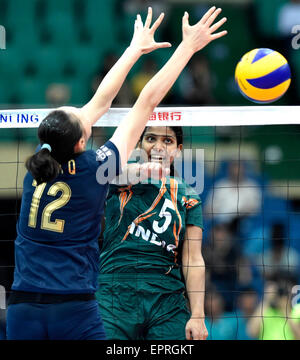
xmin=130 ymin=7 xmax=172 ymax=55
xmin=182 ymin=6 xmax=227 ymax=54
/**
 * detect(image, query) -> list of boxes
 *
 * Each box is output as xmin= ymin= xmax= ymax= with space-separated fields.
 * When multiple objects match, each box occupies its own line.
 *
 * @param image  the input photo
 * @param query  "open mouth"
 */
xmin=150 ymin=155 xmax=165 ymax=162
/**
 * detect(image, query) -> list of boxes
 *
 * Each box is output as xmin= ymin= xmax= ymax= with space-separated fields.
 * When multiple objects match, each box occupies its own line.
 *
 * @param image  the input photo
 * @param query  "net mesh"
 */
xmin=1 ymin=106 xmax=300 ymax=340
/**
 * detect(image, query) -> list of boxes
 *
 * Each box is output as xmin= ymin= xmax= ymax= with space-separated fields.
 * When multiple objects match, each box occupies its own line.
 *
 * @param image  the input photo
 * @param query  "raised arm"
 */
xmin=182 ymin=225 xmax=208 ymax=340
xmin=110 ymin=6 xmax=227 ymax=167
xmin=60 ymin=7 xmax=171 ymax=138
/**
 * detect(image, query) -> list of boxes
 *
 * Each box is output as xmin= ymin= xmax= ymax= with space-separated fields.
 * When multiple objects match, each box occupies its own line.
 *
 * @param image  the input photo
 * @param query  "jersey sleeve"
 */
xmin=93 ymin=140 xmax=122 ymax=183
xmin=184 ymin=185 xmax=204 ymax=229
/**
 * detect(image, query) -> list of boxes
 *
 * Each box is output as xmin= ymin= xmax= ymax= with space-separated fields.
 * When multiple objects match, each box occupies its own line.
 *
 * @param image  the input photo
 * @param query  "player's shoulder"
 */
xmin=179 ymin=180 xmax=202 ymax=210
xmin=81 ymin=149 xmax=97 ymax=160
xmin=80 ymin=141 xmax=120 ymax=162
xmin=172 ymin=176 xmax=200 ymax=197
xmin=65 ymin=149 xmax=97 ymax=170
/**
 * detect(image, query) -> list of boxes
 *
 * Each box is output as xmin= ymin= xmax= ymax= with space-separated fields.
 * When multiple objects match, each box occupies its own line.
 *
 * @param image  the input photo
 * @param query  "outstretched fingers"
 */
xmin=155 ymin=41 xmax=172 ymax=49
xmin=144 ymin=7 xmax=153 ymax=28
xmin=204 ymin=7 xmax=223 ymax=28
xmin=137 ymin=14 xmax=143 ymax=27
xmin=182 ymin=11 xmax=189 ymax=27
xmin=200 ymin=6 xmax=227 ymax=40
xmin=198 ymin=6 xmax=216 ymax=25
xmin=210 ymin=16 xmax=227 ymax=34
xmin=150 ymin=12 xmax=165 ymax=33
xmin=211 ymin=30 xmax=228 ymax=40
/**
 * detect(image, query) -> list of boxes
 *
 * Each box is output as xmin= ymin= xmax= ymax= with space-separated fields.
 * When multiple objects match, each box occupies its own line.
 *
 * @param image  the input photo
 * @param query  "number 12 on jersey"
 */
xmin=28 ymin=180 xmax=71 ymax=233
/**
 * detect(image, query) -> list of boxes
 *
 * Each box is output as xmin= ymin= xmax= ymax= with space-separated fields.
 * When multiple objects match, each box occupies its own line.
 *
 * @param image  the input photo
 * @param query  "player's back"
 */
xmin=19 ymin=150 xmax=105 ymax=244
xmin=13 ymin=143 xmax=120 ymax=294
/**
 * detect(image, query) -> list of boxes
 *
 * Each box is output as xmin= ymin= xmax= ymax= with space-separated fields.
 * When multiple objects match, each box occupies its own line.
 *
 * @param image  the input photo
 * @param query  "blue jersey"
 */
xmin=12 ymin=140 xmax=121 ymax=294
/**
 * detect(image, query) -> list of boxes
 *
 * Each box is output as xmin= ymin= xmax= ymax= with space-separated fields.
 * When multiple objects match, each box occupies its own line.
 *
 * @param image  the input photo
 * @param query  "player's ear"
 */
xmin=74 ymin=137 xmax=86 ymax=153
xmin=175 ymin=144 xmax=183 ymax=157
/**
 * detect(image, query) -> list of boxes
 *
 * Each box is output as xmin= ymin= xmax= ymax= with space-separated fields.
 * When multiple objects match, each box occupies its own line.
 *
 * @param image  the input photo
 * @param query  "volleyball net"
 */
xmin=1 ymin=105 xmax=300 ymax=340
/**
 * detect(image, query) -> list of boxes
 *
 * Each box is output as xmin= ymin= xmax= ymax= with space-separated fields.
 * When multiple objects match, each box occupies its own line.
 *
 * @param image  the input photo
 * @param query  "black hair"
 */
xmin=25 ymin=110 xmax=83 ymax=185
xmin=139 ymin=126 xmax=183 ymax=176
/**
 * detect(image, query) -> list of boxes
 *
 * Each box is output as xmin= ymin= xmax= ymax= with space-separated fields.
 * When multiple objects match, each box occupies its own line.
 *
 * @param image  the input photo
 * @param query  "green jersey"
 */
xmin=99 ymin=177 xmax=203 ymax=286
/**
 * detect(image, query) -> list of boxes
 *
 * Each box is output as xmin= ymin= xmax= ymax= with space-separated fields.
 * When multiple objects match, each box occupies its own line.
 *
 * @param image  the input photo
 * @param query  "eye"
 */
xmin=164 ymin=138 xmax=174 ymax=145
xmin=145 ymin=136 xmax=155 ymax=142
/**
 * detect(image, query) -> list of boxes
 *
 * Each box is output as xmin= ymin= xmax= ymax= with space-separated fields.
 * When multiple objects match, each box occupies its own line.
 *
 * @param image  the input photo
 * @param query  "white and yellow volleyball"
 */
xmin=235 ymin=48 xmax=291 ymax=104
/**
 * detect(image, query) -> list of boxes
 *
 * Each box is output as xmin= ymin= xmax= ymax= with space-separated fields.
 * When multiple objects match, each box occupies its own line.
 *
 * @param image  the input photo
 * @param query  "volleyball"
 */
xmin=235 ymin=48 xmax=291 ymax=104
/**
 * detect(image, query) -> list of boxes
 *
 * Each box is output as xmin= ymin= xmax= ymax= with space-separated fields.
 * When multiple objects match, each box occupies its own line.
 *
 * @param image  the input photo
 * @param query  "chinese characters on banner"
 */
xmin=149 ymin=111 xmax=182 ymax=121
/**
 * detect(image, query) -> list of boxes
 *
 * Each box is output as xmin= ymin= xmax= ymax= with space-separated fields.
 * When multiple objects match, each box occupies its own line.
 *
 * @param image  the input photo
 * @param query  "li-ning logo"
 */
xmin=96 ymin=145 xmax=112 ymax=162
xmin=0 ymin=25 xmax=5 ymax=49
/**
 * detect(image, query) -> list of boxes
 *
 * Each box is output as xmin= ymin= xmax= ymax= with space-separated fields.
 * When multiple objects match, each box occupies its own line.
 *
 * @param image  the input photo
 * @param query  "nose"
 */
xmin=152 ymin=140 xmax=165 ymax=152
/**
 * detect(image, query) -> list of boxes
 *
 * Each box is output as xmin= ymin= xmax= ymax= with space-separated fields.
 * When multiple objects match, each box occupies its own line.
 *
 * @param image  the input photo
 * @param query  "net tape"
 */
xmin=0 ymin=106 xmax=300 ymax=128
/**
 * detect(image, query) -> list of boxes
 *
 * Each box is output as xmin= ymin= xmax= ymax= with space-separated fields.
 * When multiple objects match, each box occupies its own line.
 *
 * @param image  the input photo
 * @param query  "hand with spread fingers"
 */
xmin=130 ymin=7 xmax=172 ymax=54
xmin=182 ymin=6 xmax=227 ymax=53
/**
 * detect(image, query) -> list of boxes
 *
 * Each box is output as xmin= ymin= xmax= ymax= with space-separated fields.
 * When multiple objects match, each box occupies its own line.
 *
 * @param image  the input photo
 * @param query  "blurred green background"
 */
xmin=0 ymin=0 xmax=300 ymax=190
xmin=0 ymin=0 xmax=298 ymax=107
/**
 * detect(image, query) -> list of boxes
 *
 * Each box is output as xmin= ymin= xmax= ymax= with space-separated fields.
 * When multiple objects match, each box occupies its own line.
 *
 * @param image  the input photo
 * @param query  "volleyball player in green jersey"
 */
xmin=97 ymin=126 xmax=208 ymax=340
xmin=96 ymin=6 xmax=228 ymax=339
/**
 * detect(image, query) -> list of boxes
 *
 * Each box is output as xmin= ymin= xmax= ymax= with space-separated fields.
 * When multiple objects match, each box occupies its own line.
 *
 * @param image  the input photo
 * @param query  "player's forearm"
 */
xmin=82 ymin=47 xmax=143 ymax=124
xmin=183 ymin=256 xmax=206 ymax=318
xmin=111 ymin=7 xmax=227 ymax=165
xmin=139 ymin=42 xmax=194 ymax=109
xmin=93 ymin=46 xmax=142 ymax=106
xmin=110 ymin=43 xmax=195 ymax=166
xmin=112 ymin=42 xmax=194 ymax=160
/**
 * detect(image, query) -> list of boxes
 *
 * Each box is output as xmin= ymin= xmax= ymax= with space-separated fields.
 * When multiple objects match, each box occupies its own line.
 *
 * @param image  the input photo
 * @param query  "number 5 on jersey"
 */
xmin=152 ymin=199 xmax=175 ymax=234
xmin=28 ymin=180 xmax=71 ymax=233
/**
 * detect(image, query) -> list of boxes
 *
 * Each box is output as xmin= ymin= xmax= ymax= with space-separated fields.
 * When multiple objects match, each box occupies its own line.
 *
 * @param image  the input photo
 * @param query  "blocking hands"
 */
xmin=130 ymin=7 xmax=172 ymax=55
xmin=182 ymin=6 xmax=227 ymax=54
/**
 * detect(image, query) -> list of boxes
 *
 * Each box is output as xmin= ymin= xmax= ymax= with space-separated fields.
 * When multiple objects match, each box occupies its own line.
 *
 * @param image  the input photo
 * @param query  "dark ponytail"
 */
xmin=25 ymin=149 xmax=61 ymax=185
xmin=26 ymin=110 xmax=83 ymax=185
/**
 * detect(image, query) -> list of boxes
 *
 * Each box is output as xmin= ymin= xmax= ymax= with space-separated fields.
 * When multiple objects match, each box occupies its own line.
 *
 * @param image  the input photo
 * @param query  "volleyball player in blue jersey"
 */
xmin=6 ymin=7 xmax=227 ymax=340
